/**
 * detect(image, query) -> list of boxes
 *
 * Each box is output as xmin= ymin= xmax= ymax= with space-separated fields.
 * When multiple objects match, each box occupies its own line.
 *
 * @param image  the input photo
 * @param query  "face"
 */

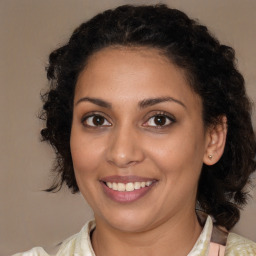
xmin=70 ymin=47 xmax=210 ymax=233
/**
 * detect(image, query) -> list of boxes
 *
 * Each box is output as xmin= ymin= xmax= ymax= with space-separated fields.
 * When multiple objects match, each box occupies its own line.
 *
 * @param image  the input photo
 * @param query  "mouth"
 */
xmin=104 ymin=181 xmax=153 ymax=192
xmin=100 ymin=176 xmax=157 ymax=203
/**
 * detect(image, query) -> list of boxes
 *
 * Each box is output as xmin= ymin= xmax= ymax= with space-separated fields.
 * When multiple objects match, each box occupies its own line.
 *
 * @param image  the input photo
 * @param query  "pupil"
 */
xmin=154 ymin=115 xmax=166 ymax=126
xmin=93 ymin=116 xmax=104 ymax=126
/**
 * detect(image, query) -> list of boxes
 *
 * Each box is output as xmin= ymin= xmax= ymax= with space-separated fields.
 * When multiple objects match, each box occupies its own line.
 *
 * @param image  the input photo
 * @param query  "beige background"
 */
xmin=1 ymin=0 xmax=255 ymax=255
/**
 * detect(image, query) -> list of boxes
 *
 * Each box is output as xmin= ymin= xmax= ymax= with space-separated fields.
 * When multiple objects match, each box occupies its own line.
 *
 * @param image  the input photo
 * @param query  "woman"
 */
xmin=15 ymin=4 xmax=256 ymax=256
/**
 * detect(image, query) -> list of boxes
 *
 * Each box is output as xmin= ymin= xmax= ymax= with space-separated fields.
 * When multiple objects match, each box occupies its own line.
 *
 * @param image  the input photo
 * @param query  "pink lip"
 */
xmin=100 ymin=176 xmax=157 ymax=203
xmin=100 ymin=175 xmax=156 ymax=184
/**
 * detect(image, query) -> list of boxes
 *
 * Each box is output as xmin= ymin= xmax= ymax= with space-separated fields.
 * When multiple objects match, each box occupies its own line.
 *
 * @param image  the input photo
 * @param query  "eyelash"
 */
xmin=81 ymin=111 xmax=176 ymax=128
xmin=143 ymin=112 xmax=176 ymax=128
xmin=81 ymin=113 xmax=111 ymax=128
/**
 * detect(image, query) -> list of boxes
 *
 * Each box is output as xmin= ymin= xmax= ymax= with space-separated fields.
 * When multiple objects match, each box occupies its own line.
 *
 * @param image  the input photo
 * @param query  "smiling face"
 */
xmin=70 ymin=47 xmax=211 ymax=233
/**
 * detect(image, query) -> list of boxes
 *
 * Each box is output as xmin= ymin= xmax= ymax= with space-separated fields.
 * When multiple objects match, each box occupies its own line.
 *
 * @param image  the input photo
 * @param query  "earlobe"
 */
xmin=203 ymin=116 xmax=228 ymax=166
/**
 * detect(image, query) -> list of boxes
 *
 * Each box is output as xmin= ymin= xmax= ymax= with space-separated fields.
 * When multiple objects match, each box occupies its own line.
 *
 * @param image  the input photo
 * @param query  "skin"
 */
xmin=70 ymin=47 xmax=226 ymax=256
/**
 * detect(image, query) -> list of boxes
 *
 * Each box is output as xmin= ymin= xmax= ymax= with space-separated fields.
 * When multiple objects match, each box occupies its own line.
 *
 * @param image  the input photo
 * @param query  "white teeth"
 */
xmin=146 ymin=181 xmax=152 ymax=186
xmin=105 ymin=181 xmax=153 ymax=191
xmin=112 ymin=182 xmax=118 ymax=190
xmin=117 ymin=183 xmax=125 ymax=191
xmin=126 ymin=182 xmax=134 ymax=191
xmin=134 ymin=182 xmax=141 ymax=190
xmin=106 ymin=182 xmax=112 ymax=189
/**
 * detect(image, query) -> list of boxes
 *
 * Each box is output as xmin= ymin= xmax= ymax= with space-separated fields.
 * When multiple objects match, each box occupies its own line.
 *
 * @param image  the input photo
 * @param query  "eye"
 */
xmin=82 ymin=114 xmax=111 ymax=127
xmin=144 ymin=114 xmax=175 ymax=127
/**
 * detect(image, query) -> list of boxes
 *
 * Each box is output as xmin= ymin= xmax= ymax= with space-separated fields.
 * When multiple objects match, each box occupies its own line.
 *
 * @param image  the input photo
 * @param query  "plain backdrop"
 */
xmin=1 ymin=0 xmax=256 ymax=255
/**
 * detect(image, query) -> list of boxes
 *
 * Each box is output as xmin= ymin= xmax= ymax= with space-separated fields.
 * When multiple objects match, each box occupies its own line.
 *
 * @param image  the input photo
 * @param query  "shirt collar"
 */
xmin=75 ymin=214 xmax=213 ymax=256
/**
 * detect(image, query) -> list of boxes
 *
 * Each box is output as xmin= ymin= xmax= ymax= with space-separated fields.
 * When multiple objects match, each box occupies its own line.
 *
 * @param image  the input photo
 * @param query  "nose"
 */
xmin=106 ymin=125 xmax=145 ymax=168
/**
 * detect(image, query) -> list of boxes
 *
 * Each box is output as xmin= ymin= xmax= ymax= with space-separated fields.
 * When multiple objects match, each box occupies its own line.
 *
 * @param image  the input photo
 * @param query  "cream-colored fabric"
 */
xmin=187 ymin=214 xmax=213 ymax=255
xmin=13 ymin=217 xmax=256 ymax=256
xmin=225 ymin=233 xmax=256 ymax=256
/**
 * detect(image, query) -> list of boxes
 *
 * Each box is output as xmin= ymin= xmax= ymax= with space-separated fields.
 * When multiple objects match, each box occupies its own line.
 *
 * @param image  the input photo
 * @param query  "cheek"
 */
xmin=145 ymin=129 xmax=205 ymax=179
xmin=70 ymin=130 xmax=104 ymax=179
xmin=70 ymin=134 xmax=104 ymax=203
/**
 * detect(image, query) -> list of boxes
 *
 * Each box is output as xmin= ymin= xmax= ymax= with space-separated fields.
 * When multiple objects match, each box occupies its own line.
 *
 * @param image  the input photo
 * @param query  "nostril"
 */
xmin=106 ymin=131 xmax=145 ymax=167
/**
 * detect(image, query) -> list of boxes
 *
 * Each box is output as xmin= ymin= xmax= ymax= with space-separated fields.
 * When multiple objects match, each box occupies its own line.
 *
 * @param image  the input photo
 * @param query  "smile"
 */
xmin=100 ymin=176 xmax=157 ymax=203
xmin=106 ymin=181 xmax=153 ymax=192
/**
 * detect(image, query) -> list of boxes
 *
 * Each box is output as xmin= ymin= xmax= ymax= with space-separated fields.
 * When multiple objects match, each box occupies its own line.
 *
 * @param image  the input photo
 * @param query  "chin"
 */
xmin=110 ymin=219 xmax=150 ymax=233
xmin=98 ymin=208 xmax=158 ymax=233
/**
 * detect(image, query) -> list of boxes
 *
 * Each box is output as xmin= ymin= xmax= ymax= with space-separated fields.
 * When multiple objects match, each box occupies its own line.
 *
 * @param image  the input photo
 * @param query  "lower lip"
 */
xmin=101 ymin=182 xmax=155 ymax=203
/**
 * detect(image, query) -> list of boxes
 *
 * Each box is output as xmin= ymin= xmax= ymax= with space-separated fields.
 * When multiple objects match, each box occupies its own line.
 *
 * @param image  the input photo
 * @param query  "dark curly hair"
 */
xmin=41 ymin=4 xmax=256 ymax=230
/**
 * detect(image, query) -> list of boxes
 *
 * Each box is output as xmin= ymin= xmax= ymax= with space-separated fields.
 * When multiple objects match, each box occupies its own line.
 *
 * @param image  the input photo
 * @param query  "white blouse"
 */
xmin=13 ymin=216 xmax=256 ymax=256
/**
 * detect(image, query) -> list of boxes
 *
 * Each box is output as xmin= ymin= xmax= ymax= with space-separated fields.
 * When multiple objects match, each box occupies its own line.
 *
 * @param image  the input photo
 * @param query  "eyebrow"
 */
xmin=75 ymin=97 xmax=112 ymax=108
xmin=139 ymin=97 xmax=186 ymax=109
xmin=75 ymin=96 xmax=186 ymax=109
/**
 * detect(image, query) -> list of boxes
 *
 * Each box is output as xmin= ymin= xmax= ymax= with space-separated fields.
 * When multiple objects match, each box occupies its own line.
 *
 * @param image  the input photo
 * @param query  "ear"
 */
xmin=203 ymin=116 xmax=228 ymax=166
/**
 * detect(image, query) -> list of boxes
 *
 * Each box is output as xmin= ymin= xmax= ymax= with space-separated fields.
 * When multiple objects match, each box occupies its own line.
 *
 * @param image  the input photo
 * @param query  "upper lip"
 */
xmin=100 ymin=175 xmax=157 ymax=184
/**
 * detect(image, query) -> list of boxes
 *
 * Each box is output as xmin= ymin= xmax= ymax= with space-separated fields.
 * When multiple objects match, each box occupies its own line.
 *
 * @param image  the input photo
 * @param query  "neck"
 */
xmin=92 ymin=210 xmax=202 ymax=256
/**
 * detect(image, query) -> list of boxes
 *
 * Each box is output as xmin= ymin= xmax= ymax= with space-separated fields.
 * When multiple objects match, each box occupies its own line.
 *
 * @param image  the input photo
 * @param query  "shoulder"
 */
xmin=225 ymin=232 xmax=256 ymax=255
xmin=12 ymin=247 xmax=49 ymax=256
xmin=56 ymin=219 xmax=95 ymax=255
xmin=12 ymin=220 xmax=95 ymax=256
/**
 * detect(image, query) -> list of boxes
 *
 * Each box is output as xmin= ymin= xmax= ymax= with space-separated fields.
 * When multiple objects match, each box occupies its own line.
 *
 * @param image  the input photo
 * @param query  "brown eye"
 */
xmin=92 ymin=115 xmax=105 ymax=126
xmin=145 ymin=114 xmax=174 ymax=127
xmin=154 ymin=115 xmax=168 ymax=126
xmin=83 ymin=115 xmax=111 ymax=127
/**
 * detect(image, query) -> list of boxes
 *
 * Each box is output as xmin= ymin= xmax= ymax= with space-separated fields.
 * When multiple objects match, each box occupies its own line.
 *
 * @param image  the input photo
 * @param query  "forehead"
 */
xmin=75 ymin=46 xmax=201 ymax=109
